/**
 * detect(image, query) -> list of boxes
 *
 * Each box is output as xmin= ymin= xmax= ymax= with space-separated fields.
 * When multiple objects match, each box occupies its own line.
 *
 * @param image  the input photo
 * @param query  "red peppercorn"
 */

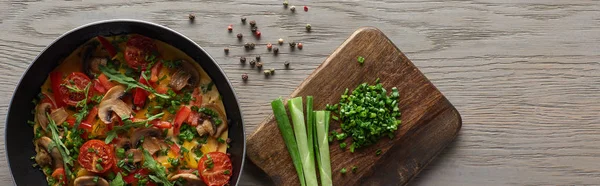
xmin=266 ymin=43 xmax=273 ymax=50
xmin=304 ymin=6 xmax=308 ymax=11
xmin=255 ymin=31 xmax=261 ymax=37
xmin=227 ymin=25 xmax=233 ymax=31
xmin=297 ymin=43 xmax=303 ymax=49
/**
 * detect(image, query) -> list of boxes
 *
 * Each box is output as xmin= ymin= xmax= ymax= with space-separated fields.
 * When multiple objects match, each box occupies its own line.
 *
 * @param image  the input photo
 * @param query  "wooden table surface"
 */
xmin=1 ymin=0 xmax=599 ymax=185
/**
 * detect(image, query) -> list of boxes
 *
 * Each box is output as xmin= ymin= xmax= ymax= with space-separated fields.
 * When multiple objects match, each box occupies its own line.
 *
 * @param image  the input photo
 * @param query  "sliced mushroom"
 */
xmin=102 ymin=85 xmax=126 ymax=102
xmin=35 ymin=137 xmax=63 ymax=169
xmin=169 ymin=60 xmax=200 ymax=91
xmin=125 ymin=149 xmax=143 ymax=163
xmin=170 ymin=173 xmax=206 ymax=186
xmin=142 ymin=137 xmax=169 ymax=155
xmin=81 ymin=44 xmax=99 ymax=78
xmin=98 ymin=99 xmax=132 ymax=124
xmin=34 ymin=143 xmax=52 ymax=167
xmin=50 ymin=107 xmax=68 ymax=126
xmin=115 ymin=137 xmax=132 ymax=151
xmin=89 ymin=58 xmax=108 ymax=74
xmin=34 ymin=102 xmax=52 ymax=131
xmin=203 ymin=104 xmax=228 ymax=138
xmin=130 ymin=127 xmax=163 ymax=147
xmin=196 ymin=120 xmax=216 ymax=137
xmin=73 ymin=176 xmax=109 ymax=186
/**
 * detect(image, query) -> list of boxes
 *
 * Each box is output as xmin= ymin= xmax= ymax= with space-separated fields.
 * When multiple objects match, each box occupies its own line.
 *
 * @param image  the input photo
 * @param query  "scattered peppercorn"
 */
xmin=273 ymin=47 xmax=279 ymax=55
xmin=269 ymin=68 xmax=275 ymax=75
xmin=249 ymin=59 xmax=256 ymax=66
xmin=239 ymin=57 xmax=246 ymax=63
xmin=244 ymin=43 xmax=250 ymax=49
xmin=306 ymin=24 xmax=312 ymax=32
xmin=249 ymin=43 xmax=256 ymax=49
xmin=284 ymin=61 xmax=290 ymax=68
xmin=237 ymin=33 xmax=243 ymax=39
xmin=264 ymin=70 xmax=271 ymax=76
xmin=266 ymin=43 xmax=273 ymax=50
xmin=227 ymin=25 xmax=233 ymax=31
xmin=256 ymin=62 xmax=263 ymax=69
xmin=241 ymin=17 xmax=247 ymax=23
xmin=297 ymin=43 xmax=303 ymax=49
xmin=188 ymin=14 xmax=196 ymax=21
xmin=251 ymin=26 xmax=258 ymax=33
xmin=224 ymin=47 xmax=229 ymax=54
xmin=289 ymin=41 xmax=296 ymax=47
xmin=304 ymin=6 xmax=308 ymax=11
xmin=241 ymin=73 xmax=248 ymax=81
xmin=249 ymin=20 xmax=256 ymax=27
xmin=290 ymin=6 xmax=296 ymax=12
xmin=255 ymin=31 xmax=261 ymax=37
xmin=283 ymin=1 xmax=289 ymax=8
xmin=255 ymin=55 xmax=261 ymax=61
xmin=278 ymin=38 xmax=284 ymax=45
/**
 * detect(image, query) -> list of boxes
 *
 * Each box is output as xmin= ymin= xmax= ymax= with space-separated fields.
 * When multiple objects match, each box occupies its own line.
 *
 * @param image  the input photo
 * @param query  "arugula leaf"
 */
xmin=105 ymin=112 xmax=165 ymax=144
xmin=46 ymin=113 xmax=73 ymax=177
xmin=142 ymin=149 xmax=174 ymax=186
xmin=71 ymin=83 xmax=92 ymax=133
xmin=99 ymin=65 xmax=170 ymax=99
xmin=109 ymin=173 xmax=125 ymax=186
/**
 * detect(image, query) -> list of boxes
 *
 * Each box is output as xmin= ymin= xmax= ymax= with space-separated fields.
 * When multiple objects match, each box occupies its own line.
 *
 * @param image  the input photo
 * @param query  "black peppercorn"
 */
xmin=249 ymin=43 xmax=256 ymax=49
xmin=189 ymin=14 xmax=196 ymax=21
xmin=250 ymin=59 xmax=256 ymax=66
xmin=284 ymin=61 xmax=290 ymax=68
xmin=256 ymin=62 xmax=263 ymax=69
xmin=273 ymin=47 xmax=279 ymax=54
xmin=240 ymin=57 xmax=246 ymax=63
xmin=251 ymin=26 xmax=258 ymax=33
xmin=241 ymin=17 xmax=247 ymax=23
xmin=224 ymin=47 xmax=230 ymax=54
xmin=264 ymin=70 xmax=271 ymax=76
xmin=290 ymin=6 xmax=296 ymax=12
xmin=237 ymin=33 xmax=243 ymax=39
xmin=249 ymin=20 xmax=256 ymax=27
xmin=256 ymin=55 xmax=261 ymax=61
xmin=289 ymin=41 xmax=296 ymax=47
xmin=244 ymin=43 xmax=250 ymax=49
xmin=278 ymin=38 xmax=284 ymax=45
xmin=242 ymin=73 xmax=248 ymax=81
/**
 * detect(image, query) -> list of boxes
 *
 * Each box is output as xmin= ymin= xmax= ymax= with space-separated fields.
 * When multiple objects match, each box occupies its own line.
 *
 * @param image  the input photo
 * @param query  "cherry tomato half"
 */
xmin=198 ymin=152 xmax=233 ymax=186
xmin=51 ymin=168 xmax=67 ymax=185
xmin=59 ymin=72 xmax=92 ymax=106
xmin=124 ymin=35 xmax=157 ymax=70
xmin=78 ymin=139 xmax=114 ymax=173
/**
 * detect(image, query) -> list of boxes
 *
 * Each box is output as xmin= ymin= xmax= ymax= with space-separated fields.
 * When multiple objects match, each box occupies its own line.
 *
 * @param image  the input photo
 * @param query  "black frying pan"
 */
xmin=5 ymin=19 xmax=246 ymax=186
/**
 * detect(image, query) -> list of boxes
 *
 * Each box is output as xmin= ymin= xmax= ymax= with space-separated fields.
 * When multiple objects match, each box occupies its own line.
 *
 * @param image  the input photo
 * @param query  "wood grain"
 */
xmin=1 ymin=0 xmax=600 ymax=185
xmin=246 ymin=27 xmax=461 ymax=186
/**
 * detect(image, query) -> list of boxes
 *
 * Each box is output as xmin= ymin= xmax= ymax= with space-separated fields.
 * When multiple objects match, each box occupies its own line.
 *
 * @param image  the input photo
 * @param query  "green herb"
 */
xmin=109 ymin=173 xmax=125 ymax=186
xmin=178 ymin=124 xmax=198 ymax=142
xmin=376 ymin=149 xmax=382 ymax=156
xmin=201 ymin=81 xmax=214 ymax=93
xmin=335 ymin=133 xmax=347 ymax=141
xmin=99 ymin=65 xmax=169 ymax=99
xmin=162 ymin=59 xmax=182 ymax=69
xmin=205 ymin=154 xmax=214 ymax=169
xmin=223 ymin=170 xmax=231 ymax=175
xmin=105 ymin=112 xmax=164 ymax=144
xmin=336 ymin=79 xmax=401 ymax=152
xmin=357 ymin=56 xmax=365 ymax=64
xmin=93 ymin=176 xmax=99 ymax=183
xmin=352 ymin=166 xmax=357 ymax=173
xmin=340 ymin=168 xmax=347 ymax=174
xmin=116 ymin=148 xmax=125 ymax=158
xmin=96 ymin=163 xmax=104 ymax=171
xmin=142 ymin=149 xmax=174 ymax=186
xmin=217 ymin=138 xmax=226 ymax=144
xmin=64 ymin=84 xmax=84 ymax=93
xmin=271 ymin=98 xmax=306 ymax=186
xmin=46 ymin=113 xmax=73 ymax=177
xmin=339 ymin=142 xmax=347 ymax=149
xmin=168 ymin=157 xmax=180 ymax=167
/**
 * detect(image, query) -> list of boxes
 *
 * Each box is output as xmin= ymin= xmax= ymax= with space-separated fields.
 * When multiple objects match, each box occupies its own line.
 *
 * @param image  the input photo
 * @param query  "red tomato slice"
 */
xmin=97 ymin=73 xmax=114 ymax=90
xmin=50 ymin=71 xmax=65 ymax=107
xmin=97 ymin=36 xmax=117 ymax=57
xmin=124 ymin=35 xmax=157 ymax=70
xmin=173 ymin=106 xmax=191 ymax=135
xmin=78 ymin=140 xmax=114 ymax=173
xmin=151 ymin=120 xmax=172 ymax=129
xmin=198 ymin=152 xmax=233 ymax=186
xmin=51 ymin=168 xmax=67 ymax=184
xmin=59 ymin=72 xmax=92 ymax=106
xmin=187 ymin=112 xmax=200 ymax=127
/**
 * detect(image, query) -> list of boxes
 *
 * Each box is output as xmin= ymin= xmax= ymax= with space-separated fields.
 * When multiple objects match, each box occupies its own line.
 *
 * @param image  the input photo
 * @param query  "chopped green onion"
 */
xmin=288 ymin=97 xmax=318 ymax=186
xmin=306 ymin=96 xmax=315 ymax=170
xmin=271 ymin=98 xmax=306 ymax=186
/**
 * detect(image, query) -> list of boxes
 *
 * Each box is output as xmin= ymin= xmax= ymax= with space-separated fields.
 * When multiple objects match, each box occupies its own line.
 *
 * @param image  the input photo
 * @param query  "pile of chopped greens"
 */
xmin=328 ymin=78 xmax=401 ymax=152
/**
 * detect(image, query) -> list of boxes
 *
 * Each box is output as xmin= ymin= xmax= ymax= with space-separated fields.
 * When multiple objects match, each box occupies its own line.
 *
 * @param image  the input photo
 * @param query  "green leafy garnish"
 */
xmin=105 ymin=112 xmax=164 ymax=144
xmin=357 ymin=56 xmax=365 ymax=64
xmin=109 ymin=173 xmax=125 ymax=186
xmin=46 ymin=113 xmax=73 ymax=177
xmin=142 ymin=149 xmax=174 ymax=186
xmin=99 ymin=65 xmax=170 ymax=99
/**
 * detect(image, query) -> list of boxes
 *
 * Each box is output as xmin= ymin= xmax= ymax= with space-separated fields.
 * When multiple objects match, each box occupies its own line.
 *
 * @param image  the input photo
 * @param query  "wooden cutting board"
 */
xmin=246 ymin=27 xmax=462 ymax=186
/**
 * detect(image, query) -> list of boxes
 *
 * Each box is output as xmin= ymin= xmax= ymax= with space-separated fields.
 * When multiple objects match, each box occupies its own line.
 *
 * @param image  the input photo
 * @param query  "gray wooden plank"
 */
xmin=0 ymin=0 xmax=599 ymax=185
